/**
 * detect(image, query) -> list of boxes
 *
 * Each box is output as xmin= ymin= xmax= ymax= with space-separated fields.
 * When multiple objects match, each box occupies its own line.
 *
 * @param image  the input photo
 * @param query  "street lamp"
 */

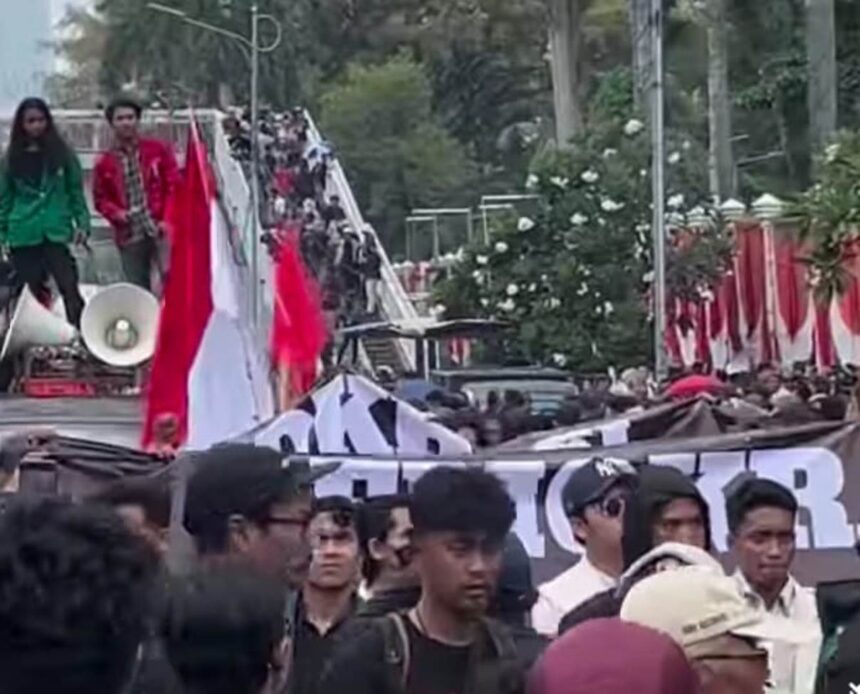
xmin=147 ymin=2 xmax=282 ymax=330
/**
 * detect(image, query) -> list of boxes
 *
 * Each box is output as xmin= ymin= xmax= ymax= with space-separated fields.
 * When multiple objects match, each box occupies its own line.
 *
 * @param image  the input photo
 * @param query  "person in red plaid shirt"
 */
xmin=93 ymin=96 xmax=180 ymax=293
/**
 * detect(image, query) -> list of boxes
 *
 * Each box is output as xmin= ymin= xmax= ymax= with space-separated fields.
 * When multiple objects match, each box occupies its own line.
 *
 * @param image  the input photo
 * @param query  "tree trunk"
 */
xmin=548 ymin=0 xmax=585 ymax=148
xmin=629 ymin=0 xmax=651 ymax=112
xmin=706 ymin=0 xmax=735 ymax=200
xmin=806 ymin=0 xmax=838 ymax=154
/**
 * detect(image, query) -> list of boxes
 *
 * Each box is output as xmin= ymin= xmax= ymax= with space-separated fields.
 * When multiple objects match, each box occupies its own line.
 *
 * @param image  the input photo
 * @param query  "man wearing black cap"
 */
xmin=183 ymin=444 xmax=336 ymax=589
xmin=532 ymin=457 xmax=636 ymax=636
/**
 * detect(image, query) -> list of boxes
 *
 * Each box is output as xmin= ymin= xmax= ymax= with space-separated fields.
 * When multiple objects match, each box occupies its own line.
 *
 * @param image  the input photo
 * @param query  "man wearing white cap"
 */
xmin=621 ymin=566 xmax=817 ymax=694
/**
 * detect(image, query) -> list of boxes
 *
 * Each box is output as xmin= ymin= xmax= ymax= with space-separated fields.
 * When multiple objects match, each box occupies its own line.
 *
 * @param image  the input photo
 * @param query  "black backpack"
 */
xmin=378 ymin=613 xmax=523 ymax=694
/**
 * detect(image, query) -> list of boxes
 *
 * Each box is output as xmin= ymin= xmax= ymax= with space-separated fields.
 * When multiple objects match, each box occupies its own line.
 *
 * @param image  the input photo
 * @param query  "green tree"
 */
xmin=46 ymin=7 xmax=107 ymax=107
xmin=320 ymin=56 xmax=474 ymax=255
xmin=433 ymin=106 xmax=718 ymax=371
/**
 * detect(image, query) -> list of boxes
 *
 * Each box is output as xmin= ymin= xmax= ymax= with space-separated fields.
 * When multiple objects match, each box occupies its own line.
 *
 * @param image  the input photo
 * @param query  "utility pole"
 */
xmin=249 ymin=3 xmax=261 ymax=327
xmin=650 ymin=0 xmax=667 ymax=379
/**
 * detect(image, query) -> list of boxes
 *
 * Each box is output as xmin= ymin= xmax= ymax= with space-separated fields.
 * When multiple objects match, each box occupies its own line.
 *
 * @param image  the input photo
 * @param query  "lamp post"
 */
xmin=147 ymin=2 xmax=282 ymax=330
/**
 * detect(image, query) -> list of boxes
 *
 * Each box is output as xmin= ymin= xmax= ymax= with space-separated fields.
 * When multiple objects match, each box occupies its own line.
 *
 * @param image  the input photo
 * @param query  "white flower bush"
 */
xmin=525 ymin=173 xmax=539 ymax=190
xmin=548 ymin=297 xmax=562 ymax=309
xmin=517 ymin=216 xmax=535 ymax=232
xmin=550 ymin=176 xmax=570 ymax=189
xmin=624 ymin=118 xmax=645 ymax=136
xmin=475 ymin=254 xmax=489 ymax=266
xmin=552 ymin=353 xmax=568 ymax=367
xmin=570 ymin=212 xmax=589 ymax=226
xmin=600 ymin=198 xmax=624 ymax=213
xmin=667 ymin=193 xmax=685 ymax=209
xmin=668 ymin=151 xmax=681 ymax=165
xmin=602 ymin=148 xmax=618 ymax=159
xmin=603 ymin=301 xmax=615 ymax=315
xmin=580 ymin=169 xmax=600 ymax=184
xmin=494 ymin=241 xmax=509 ymax=253
xmin=506 ymin=283 xmax=520 ymax=296
xmin=498 ymin=298 xmax=516 ymax=312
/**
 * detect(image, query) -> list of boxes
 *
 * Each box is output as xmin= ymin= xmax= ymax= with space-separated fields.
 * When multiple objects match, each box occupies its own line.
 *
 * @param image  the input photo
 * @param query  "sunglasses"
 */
xmin=595 ymin=495 xmax=626 ymax=518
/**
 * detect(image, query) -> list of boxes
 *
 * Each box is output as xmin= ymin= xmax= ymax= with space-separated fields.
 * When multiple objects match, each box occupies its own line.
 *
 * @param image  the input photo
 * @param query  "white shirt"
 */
xmin=532 ymin=556 xmax=617 ymax=636
xmin=733 ymin=571 xmax=822 ymax=694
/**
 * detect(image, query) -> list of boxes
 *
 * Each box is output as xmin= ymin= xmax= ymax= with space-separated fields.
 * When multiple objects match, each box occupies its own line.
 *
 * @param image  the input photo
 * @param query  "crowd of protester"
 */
xmin=0 ymin=428 xmax=858 ymax=694
xmin=224 ymin=107 xmax=384 ymax=329
xmin=389 ymin=361 xmax=858 ymax=449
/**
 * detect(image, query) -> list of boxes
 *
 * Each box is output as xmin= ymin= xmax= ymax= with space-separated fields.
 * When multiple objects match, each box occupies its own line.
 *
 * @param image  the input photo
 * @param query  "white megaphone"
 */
xmin=80 ymin=283 xmax=160 ymax=367
xmin=0 ymin=286 xmax=78 ymax=361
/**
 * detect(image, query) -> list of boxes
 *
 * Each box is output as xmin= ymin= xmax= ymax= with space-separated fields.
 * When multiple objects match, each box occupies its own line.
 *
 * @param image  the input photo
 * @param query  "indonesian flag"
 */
xmin=142 ymin=120 xmax=271 ymax=450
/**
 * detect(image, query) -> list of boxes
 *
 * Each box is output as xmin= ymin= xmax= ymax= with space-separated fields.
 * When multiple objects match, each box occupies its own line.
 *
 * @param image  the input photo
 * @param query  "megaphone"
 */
xmin=80 ymin=283 xmax=159 ymax=367
xmin=0 ymin=286 xmax=78 ymax=361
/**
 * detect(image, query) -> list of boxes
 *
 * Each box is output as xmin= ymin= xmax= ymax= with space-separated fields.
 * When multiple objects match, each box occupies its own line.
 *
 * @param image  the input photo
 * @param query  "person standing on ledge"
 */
xmin=0 ymin=97 xmax=89 ymax=327
xmin=93 ymin=95 xmax=179 ymax=293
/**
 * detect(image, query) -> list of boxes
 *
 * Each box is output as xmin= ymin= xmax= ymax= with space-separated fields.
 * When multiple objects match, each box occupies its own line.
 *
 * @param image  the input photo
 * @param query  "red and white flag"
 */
xmin=142 ymin=120 xmax=271 ymax=451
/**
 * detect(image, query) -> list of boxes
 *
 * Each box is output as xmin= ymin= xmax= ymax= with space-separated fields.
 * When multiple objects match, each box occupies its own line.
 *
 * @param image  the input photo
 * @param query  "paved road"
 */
xmin=0 ymin=396 xmax=142 ymax=449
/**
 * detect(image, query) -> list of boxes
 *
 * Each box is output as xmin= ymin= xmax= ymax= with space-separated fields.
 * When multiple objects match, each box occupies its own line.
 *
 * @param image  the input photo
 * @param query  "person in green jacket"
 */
xmin=0 ymin=97 xmax=89 ymax=328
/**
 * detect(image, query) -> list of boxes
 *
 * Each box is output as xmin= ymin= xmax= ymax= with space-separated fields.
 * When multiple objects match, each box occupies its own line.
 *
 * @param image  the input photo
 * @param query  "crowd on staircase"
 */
xmin=223 ymin=107 xmax=384 ymax=339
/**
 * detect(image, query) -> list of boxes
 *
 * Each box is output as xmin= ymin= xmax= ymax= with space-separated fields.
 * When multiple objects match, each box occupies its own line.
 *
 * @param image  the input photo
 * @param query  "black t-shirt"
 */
xmin=291 ymin=609 xmax=353 ymax=694
xmin=317 ymin=616 xmax=470 ymax=694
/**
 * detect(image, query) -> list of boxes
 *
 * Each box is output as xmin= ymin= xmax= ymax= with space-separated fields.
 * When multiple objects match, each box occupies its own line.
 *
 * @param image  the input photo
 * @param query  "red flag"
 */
xmin=141 ymin=121 xmax=213 ymax=450
xmin=270 ymin=227 xmax=328 ymax=400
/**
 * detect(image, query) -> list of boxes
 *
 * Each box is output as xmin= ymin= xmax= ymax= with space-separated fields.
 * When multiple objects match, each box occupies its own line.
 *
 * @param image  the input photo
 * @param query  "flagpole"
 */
xmin=650 ymin=0 xmax=667 ymax=379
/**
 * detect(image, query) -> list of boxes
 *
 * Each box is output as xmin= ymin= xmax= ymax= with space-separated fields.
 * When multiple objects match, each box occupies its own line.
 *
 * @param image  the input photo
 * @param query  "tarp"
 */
xmin=248 ymin=373 xmax=472 ymax=456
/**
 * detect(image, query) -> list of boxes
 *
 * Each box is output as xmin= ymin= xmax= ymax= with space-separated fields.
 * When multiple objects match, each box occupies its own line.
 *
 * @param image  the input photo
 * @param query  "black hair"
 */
xmin=5 ymin=98 xmax=73 ymax=181
xmin=311 ymin=495 xmax=357 ymax=529
xmin=411 ymin=467 xmax=514 ymax=542
xmin=162 ymin=567 xmax=284 ymax=694
xmin=726 ymin=477 xmax=798 ymax=536
xmin=90 ymin=477 xmax=172 ymax=529
xmin=105 ymin=95 xmax=143 ymax=123
xmin=0 ymin=498 xmax=159 ymax=694
xmin=358 ymin=494 xmax=411 ymax=583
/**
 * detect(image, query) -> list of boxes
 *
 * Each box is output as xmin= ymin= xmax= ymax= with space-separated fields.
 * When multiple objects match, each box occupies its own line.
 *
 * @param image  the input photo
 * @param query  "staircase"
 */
xmin=303 ymin=112 xmax=418 ymax=375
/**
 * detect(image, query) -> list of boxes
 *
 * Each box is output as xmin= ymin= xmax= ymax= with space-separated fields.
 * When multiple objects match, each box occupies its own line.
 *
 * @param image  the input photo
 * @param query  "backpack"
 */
xmin=378 ymin=613 xmax=522 ymax=694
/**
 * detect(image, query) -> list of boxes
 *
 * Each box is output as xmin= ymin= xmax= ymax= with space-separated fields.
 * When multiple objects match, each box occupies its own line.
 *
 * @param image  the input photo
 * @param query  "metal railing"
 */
xmin=302 ymin=111 xmax=417 ymax=372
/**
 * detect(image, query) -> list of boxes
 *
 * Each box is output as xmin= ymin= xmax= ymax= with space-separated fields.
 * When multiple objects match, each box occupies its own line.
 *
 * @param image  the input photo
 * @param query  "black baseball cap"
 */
xmin=184 ymin=444 xmax=337 ymax=538
xmin=562 ymin=457 xmax=636 ymax=517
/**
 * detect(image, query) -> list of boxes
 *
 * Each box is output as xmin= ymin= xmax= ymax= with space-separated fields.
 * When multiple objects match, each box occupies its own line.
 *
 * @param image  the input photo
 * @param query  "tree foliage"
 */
xmin=433 ymin=109 xmax=716 ymax=371
xmin=319 ymin=56 xmax=474 ymax=254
